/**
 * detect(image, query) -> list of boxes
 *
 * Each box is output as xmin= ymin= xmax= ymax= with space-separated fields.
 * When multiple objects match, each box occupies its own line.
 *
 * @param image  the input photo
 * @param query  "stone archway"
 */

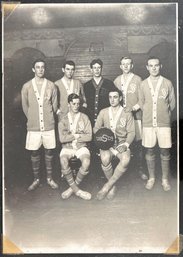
xmin=4 ymin=47 xmax=46 ymax=128
xmin=11 ymin=47 xmax=46 ymax=88
xmin=148 ymin=41 xmax=176 ymax=84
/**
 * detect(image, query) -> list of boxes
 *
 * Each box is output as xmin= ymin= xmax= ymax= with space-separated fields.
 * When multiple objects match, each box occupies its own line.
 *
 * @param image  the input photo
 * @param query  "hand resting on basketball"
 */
xmin=115 ymin=144 xmax=127 ymax=153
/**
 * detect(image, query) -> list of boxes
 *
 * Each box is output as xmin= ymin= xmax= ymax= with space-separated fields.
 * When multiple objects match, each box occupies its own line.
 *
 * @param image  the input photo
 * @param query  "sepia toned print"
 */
xmin=2 ymin=2 xmax=179 ymax=254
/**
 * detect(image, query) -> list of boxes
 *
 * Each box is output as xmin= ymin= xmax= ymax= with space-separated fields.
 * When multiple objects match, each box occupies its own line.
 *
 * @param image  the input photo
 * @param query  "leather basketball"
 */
xmin=94 ymin=128 xmax=115 ymax=150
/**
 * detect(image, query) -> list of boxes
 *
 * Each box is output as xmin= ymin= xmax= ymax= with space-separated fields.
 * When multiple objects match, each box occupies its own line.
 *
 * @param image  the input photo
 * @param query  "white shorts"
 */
xmin=60 ymin=147 xmax=90 ymax=159
xmin=142 ymin=127 xmax=172 ymax=148
xmin=26 ymin=130 xmax=56 ymax=150
xmin=134 ymin=120 xmax=142 ymax=141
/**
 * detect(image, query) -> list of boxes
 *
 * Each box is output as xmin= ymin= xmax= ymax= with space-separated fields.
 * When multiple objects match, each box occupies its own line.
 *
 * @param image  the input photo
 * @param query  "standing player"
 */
xmin=83 ymin=59 xmax=116 ymax=128
xmin=93 ymin=88 xmax=135 ymax=200
xmin=114 ymin=56 xmax=147 ymax=180
xmin=55 ymin=60 xmax=87 ymax=121
xmin=21 ymin=59 xmax=58 ymax=191
xmin=59 ymin=93 xmax=92 ymax=200
xmin=140 ymin=56 xmax=175 ymax=191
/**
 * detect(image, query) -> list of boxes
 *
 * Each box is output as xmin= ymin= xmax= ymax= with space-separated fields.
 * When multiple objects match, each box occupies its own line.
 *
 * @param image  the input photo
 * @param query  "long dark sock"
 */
xmin=31 ymin=152 xmax=41 ymax=180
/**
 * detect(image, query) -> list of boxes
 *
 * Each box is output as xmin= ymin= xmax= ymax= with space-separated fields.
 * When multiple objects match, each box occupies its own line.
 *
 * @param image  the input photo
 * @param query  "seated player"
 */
xmin=93 ymin=88 xmax=135 ymax=200
xmin=59 ymin=93 xmax=92 ymax=200
xmin=114 ymin=56 xmax=147 ymax=180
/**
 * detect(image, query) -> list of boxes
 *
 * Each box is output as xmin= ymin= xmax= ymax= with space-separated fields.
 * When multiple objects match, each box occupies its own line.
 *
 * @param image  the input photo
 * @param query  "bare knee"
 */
xmin=80 ymin=156 xmax=90 ymax=170
xmin=101 ymin=156 xmax=111 ymax=167
xmin=100 ymin=150 xmax=111 ymax=166
xmin=60 ymin=156 xmax=69 ymax=169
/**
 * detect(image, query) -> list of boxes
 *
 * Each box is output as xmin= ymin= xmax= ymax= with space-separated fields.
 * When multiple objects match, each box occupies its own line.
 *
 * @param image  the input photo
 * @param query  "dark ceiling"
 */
xmin=4 ymin=3 xmax=176 ymax=31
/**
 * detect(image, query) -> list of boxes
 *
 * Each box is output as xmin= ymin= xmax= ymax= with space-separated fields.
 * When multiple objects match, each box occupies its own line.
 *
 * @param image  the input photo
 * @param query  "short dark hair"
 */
xmin=32 ymin=59 xmax=46 ymax=68
xmin=63 ymin=60 xmax=75 ymax=69
xmin=109 ymin=88 xmax=122 ymax=97
xmin=90 ymin=58 xmax=103 ymax=68
xmin=147 ymin=56 xmax=161 ymax=65
xmin=120 ymin=56 xmax=133 ymax=64
xmin=68 ymin=93 xmax=80 ymax=103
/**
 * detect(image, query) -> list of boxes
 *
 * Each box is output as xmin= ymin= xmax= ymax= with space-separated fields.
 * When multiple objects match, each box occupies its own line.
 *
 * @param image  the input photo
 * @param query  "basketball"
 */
xmin=94 ymin=128 xmax=115 ymax=150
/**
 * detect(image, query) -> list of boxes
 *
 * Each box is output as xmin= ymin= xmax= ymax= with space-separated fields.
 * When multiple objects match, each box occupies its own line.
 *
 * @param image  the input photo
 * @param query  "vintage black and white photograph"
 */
xmin=2 ymin=2 xmax=179 ymax=254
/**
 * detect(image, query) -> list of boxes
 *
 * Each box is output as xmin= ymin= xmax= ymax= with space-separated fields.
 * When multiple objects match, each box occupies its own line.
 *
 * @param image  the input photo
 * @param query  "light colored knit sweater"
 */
xmin=94 ymin=107 xmax=135 ymax=146
xmin=59 ymin=112 xmax=92 ymax=149
xmin=21 ymin=78 xmax=57 ymax=131
xmin=140 ymin=75 xmax=175 ymax=127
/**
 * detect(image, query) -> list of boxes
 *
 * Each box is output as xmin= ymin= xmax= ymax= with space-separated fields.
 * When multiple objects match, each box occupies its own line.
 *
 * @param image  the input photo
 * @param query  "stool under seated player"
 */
xmin=58 ymin=93 xmax=92 ymax=200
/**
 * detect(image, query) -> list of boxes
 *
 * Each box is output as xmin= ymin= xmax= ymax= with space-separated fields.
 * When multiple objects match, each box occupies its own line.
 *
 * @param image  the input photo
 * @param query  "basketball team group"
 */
xmin=21 ymin=56 xmax=176 ymax=200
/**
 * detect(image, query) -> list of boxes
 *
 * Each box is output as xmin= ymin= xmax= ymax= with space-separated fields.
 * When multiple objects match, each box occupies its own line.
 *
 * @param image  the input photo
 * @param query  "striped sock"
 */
xmin=62 ymin=168 xmax=79 ymax=193
xmin=101 ymin=163 xmax=113 ymax=180
xmin=45 ymin=154 xmax=53 ymax=179
xmin=75 ymin=167 xmax=89 ymax=185
xmin=31 ymin=155 xmax=41 ymax=180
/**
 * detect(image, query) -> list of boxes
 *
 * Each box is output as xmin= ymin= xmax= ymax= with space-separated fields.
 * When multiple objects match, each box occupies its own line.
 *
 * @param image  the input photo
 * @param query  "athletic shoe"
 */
xmin=107 ymin=185 xmax=116 ymax=200
xmin=162 ymin=179 xmax=171 ymax=191
xmin=145 ymin=178 xmax=155 ymax=190
xmin=28 ymin=179 xmax=40 ymax=191
xmin=61 ymin=187 xmax=73 ymax=199
xmin=139 ymin=170 xmax=148 ymax=180
xmin=75 ymin=189 xmax=91 ymax=200
xmin=96 ymin=184 xmax=110 ymax=200
xmin=47 ymin=178 xmax=58 ymax=189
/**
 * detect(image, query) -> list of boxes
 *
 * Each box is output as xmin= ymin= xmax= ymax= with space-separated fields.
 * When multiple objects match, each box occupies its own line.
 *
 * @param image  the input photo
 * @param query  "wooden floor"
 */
xmin=3 ymin=147 xmax=178 ymax=254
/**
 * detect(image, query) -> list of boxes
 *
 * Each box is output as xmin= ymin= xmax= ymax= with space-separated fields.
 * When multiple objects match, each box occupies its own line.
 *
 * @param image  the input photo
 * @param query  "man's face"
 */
xmin=69 ymin=98 xmax=80 ymax=113
xmin=91 ymin=63 xmax=102 ymax=77
xmin=146 ymin=59 xmax=162 ymax=77
xmin=109 ymin=92 xmax=122 ymax=107
xmin=62 ymin=64 xmax=75 ymax=79
xmin=32 ymin=62 xmax=45 ymax=78
xmin=120 ymin=59 xmax=133 ymax=74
